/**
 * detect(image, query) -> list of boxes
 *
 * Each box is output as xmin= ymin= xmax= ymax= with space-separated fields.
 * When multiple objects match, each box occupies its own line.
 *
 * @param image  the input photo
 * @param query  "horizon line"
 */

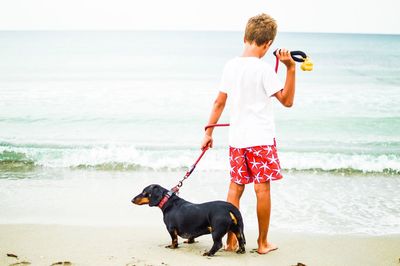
xmin=0 ymin=29 xmax=399 ymax=36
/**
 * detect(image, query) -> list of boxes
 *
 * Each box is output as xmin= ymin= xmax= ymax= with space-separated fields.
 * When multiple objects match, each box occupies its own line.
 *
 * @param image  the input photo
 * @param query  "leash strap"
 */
xmin=275 ymin=55 xmax=280 ymax=73
xmin=171 ymin=123 xmax=230 ymax=193
xmin=204 ymin=123 xmax=230 ymax=131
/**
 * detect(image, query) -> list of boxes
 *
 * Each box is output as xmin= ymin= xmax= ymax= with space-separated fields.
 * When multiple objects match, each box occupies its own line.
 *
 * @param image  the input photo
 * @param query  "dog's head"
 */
xmin=131 ymin=184 xmax=168 ymax=207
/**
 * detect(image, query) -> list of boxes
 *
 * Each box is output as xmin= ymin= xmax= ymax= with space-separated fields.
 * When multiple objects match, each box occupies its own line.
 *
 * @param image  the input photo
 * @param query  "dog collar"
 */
xmin=158 ymin=190 xmax=174 ymax=209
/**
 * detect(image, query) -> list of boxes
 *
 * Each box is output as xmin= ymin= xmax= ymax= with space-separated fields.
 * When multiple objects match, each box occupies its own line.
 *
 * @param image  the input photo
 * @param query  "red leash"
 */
xmin=204 ymin=123 xmax=230 ymax=131
xmin=170 ymin=123 xmax=229 ymax=194
xmin=159 ymin=124 xmax=229 ymax=208
xmin=275 ymin=54 xmax=280 ymax=73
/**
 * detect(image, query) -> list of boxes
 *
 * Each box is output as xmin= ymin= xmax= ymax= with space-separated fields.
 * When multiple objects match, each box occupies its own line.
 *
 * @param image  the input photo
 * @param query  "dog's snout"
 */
xmin=131 ymin=194 xmax=140 ymax=204
xmin=131 ymin=193 xmax=150 ymax=205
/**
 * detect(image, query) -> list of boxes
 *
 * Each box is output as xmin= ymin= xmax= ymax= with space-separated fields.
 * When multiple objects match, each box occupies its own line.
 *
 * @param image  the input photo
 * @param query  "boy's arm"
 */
xmin=273 ymin=49 xmax=296 ymax=107
xmin=201 ymin=92 xmax=227 ymax=150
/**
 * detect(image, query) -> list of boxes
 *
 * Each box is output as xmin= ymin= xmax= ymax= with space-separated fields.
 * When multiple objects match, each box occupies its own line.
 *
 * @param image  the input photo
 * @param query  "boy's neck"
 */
xmin=241 ymin=40 xmax=271 ymax=59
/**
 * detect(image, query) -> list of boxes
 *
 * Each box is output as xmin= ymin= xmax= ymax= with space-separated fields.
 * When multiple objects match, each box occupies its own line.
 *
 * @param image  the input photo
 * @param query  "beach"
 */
xmin=1 ymin=224 xmax=399 ymax=266
xmin=1 ymin=31 xmax=399 ymax=265
xmin=0 ymin=169 xmax=399 ymax=265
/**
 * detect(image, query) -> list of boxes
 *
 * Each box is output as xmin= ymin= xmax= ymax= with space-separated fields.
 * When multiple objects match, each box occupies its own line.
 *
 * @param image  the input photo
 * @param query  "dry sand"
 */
xmin=0 ymin=224 xmax=399 ymax=266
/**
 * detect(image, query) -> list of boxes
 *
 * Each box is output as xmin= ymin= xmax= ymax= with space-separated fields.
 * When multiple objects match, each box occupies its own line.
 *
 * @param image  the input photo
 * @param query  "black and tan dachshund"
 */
xmin=132 ymin=184 xmax=246 ymax=256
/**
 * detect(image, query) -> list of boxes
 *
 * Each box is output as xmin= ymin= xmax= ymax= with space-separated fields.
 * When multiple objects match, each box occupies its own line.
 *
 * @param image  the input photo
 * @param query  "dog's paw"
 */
xmin=202 ymin=251 xmax=214 ymax=257
xmin=165 ymin=244 xmax=178 ymax=249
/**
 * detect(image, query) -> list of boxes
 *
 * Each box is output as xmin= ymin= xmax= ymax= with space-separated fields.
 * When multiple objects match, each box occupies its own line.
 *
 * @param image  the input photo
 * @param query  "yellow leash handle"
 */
xmin=301 ymin=57 xmax=314 ymax=71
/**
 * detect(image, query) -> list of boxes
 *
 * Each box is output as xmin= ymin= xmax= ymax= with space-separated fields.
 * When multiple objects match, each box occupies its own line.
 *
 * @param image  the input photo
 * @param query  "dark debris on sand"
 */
xmin=6 ymin=252 xmax=31 ymax=266
xmin=50 ymin=262 xmax=72 ymax=266
xmin=8 ymin=262 xmax=31 ymax=266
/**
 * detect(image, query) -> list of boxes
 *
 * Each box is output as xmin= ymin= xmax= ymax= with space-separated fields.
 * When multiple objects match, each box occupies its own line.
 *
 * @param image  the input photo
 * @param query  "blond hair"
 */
xmin=244 ymin=13 xmax=277 ymax=46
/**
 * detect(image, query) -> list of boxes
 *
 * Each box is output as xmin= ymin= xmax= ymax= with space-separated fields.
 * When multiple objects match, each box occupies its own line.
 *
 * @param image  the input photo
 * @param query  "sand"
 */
xmin=0 ymin=224 xmax=399 ymax=266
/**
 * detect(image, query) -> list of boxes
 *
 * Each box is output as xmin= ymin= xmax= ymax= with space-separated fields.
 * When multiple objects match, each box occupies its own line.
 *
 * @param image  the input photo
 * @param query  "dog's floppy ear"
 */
xmin=148 ymin=185 xmax=164 ymax=207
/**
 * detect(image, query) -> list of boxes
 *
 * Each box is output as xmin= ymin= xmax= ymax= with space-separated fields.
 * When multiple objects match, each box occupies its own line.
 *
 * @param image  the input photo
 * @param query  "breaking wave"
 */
xmin=1 ymin=141 xmax=399 ymax=175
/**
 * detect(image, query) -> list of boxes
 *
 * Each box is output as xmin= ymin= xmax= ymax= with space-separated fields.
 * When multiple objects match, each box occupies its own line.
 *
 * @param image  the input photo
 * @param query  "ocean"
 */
xmin=0 ymin=31 xmax=399 ymax=235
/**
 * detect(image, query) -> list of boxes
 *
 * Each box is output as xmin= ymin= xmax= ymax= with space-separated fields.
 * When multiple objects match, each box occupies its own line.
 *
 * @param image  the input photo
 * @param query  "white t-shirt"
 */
xmin=219 ymin=57 xmax=283 ymax=148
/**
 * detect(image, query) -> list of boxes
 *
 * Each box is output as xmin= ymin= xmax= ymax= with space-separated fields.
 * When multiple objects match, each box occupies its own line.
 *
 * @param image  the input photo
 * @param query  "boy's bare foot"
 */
xmin=257 ymin=242 xmax=278 ymax=254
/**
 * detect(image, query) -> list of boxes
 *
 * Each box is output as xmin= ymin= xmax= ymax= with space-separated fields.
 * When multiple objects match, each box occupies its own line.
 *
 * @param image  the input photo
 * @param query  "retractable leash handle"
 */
xmin=273 ymin=50 xmax=307 ymax=62
xmin=273 ymin=49 xmax=314 ymax=71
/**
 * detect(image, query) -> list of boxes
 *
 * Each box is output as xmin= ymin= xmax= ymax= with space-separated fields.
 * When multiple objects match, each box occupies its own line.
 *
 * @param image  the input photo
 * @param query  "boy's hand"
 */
xmin=201 ymin=134 xmax=213 ymax=150
xmin=276 ymin=48 xmax=296 ymax=70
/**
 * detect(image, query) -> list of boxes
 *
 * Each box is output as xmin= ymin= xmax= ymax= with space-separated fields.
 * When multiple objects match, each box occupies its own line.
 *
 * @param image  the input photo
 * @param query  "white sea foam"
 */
xmin=1 ymin=144 xmax=399 ymax=174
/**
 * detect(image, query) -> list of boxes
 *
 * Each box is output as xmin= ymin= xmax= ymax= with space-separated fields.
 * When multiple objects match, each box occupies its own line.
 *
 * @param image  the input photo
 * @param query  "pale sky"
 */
xmin=0 ymin=0 xmax=399 ymax=34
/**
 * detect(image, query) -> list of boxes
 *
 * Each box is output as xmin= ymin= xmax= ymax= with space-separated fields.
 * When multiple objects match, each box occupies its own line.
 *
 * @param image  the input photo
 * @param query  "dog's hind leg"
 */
xmin=234 ymin=230 xmax=246 ymax=254
xmin=229 ymin=210 xmax=246 ymax=254
xmin=202 ymin=229 xmax=225 ymax=256
xmin=165 ymin=229 xmax=178 ymax=249
xmin=228 ymin=223 xmax=246 ymax=254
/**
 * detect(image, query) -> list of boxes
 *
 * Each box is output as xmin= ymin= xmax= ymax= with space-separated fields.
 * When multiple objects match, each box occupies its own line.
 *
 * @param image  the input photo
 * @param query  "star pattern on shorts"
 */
xmin=273 ymin=168 xmax=281 ymax=175
xmin=253 ymin=149 xmax=262 ymax=157
xmin=237 ymin=165 xmax=246 ymax=177
xmin=231 ymin=148 xmax=240 ymax=153
xmin=265 ymin=172 xmax=274 ymax=181
xmin=250 ymin=158 xmax=261 ymax=169
xmin=229 ymin=144 xmax=282 ymax=184
xmin=260 ymin=161 xmax=270 ymax=171
xmin=268 ymin=154 xmax=278 ymax=165
xmin=263 ymin=146 xmax=273 ymax=155
xmin=254 ymin=172 xmax=262 ymax=183
xmin=234 ymin=154 xmax=245 ymax=162
xmin=230 ymin=165 xmax=236 ymax=174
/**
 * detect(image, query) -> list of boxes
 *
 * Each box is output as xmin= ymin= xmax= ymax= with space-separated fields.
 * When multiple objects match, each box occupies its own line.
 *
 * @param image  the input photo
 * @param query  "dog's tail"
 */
xmin=228 ymin=205 xmax=246 ymax=245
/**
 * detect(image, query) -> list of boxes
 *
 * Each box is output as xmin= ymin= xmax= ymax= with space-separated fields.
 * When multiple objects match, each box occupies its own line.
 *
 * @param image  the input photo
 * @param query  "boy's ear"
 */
xmin=264 ymin=40 xmax=272 ymax=49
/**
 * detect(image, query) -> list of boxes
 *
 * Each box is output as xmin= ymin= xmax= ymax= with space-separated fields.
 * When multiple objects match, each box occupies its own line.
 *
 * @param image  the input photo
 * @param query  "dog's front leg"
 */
xmin=165 ymin=228 xmax=178 ymax=249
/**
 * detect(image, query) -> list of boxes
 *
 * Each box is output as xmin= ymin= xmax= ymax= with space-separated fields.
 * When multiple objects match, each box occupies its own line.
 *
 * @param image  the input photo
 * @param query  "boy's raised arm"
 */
xmin=273 ymin=49 xmax=296 ymax=107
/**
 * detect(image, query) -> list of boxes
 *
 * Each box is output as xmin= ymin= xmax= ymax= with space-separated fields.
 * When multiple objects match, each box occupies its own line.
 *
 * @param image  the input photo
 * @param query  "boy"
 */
xmin=200 ymin=13 xmax=296 ymax=254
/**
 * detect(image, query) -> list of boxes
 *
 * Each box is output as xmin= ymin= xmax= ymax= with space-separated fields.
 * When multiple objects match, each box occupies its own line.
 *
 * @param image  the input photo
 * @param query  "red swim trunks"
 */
xmin=229 ymin=142 xmax=283 ymax=185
